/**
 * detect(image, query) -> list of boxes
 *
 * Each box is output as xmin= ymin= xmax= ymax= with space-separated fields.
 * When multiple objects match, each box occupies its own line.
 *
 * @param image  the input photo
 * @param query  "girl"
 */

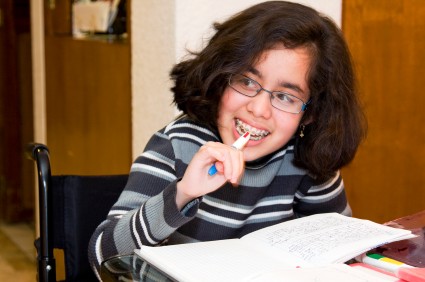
xmin=89 ymin=1 xmax=366 ymax=278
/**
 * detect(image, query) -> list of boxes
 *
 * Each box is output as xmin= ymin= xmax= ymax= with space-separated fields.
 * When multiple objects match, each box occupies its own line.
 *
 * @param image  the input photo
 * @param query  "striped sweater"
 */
xmin=88 ymin=116 xmax=351 ymax=278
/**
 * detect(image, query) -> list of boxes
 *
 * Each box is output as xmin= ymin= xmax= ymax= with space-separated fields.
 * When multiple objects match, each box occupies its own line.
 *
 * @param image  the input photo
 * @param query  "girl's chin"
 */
xmin=243 ymin=148 xmax=262 ymax=162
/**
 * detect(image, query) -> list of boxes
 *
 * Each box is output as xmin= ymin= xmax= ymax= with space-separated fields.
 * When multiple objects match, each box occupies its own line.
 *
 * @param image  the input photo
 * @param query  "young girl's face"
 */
xmin=217 ymin=45 xmax=312 ymax=162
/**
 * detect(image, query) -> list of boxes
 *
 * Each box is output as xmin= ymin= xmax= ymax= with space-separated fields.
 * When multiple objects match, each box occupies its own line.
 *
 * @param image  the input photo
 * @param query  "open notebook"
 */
xmin=134 ymin=213 xmax=414 ymax=282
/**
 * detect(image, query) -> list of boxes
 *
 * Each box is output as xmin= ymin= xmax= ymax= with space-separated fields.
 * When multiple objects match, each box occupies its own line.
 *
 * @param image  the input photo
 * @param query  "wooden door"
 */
xmin=342 ymin=0 xmax=425 ymax=223
xmin=0 ymin=0 xmax=34 ymax=222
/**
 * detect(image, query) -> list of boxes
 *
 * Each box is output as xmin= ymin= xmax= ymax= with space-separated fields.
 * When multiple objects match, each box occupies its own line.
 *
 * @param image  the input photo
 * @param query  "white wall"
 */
xmin=174 ymin=0 xmax=342 ymax=62
xmin=30 ymin=0 xmax=46 ymax=236
xmin=131 ymin=0 xmax=176 ymax=155
xmin=131 ymin=0 xmax=342 ymax=159
xmin=31 ymin=0 xmax=46 ymax=145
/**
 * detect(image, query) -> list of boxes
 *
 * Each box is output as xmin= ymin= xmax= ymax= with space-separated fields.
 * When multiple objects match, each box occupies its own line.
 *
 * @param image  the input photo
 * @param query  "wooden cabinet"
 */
xmin=45 ymin=36 xmax=132 ymax=175
xmin=44 ymin=0 xmax=131 ymax=175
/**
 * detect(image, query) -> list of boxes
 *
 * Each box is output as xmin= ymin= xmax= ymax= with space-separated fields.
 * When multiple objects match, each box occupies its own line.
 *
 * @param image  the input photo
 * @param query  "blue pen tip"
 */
xmin=208 ymin=165 xmax=217 ymax=176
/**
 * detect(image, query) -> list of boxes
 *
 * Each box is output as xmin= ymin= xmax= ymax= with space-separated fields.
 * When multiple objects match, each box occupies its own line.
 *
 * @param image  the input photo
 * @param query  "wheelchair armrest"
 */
xmin=27 ymin=142 xmax=56 ymax=282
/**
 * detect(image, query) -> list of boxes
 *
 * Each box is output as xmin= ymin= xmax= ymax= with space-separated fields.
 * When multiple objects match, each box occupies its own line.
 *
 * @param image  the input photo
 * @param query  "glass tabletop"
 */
xmin=101 ymin=253 xmax=176 ymax=282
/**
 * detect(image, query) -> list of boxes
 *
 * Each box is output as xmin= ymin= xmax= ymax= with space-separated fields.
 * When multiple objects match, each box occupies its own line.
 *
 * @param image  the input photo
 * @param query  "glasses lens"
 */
xmin=271 ymin=92 xmax=304 ymax=113
xmin=229 ymin=74 xmax=259 ymax=97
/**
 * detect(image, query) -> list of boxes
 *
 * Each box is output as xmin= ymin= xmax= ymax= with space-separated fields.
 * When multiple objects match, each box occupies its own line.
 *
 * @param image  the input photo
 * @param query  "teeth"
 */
xmin=235 ymin=119 xmax=270 ymax=141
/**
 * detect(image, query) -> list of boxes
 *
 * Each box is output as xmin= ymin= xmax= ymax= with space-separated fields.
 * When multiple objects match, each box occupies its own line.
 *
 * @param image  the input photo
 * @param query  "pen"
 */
xmin=208 ymin=132 xmax=251 ymax=176
xmin=361 ymin=253 xmax=414 ymax=273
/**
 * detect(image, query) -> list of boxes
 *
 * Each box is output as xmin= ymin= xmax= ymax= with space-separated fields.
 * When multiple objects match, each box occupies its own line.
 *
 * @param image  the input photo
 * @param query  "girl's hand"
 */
xmin=175 ymin=141 xmax=245 ymax=209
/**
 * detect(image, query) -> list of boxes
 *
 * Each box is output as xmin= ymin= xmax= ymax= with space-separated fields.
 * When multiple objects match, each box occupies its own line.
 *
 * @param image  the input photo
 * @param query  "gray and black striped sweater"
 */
xmin=88 ymin=116 xmax=351 ymax=277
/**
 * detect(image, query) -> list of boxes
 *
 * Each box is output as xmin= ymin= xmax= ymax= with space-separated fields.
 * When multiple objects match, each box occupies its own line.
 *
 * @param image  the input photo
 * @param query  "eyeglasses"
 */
xmin=228 ymin=73 xmax=310 ymax=114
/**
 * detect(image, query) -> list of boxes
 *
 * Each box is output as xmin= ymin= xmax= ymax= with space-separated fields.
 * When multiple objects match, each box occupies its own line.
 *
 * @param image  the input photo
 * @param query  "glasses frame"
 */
xmin=228 ymin=73 xmax=311 ymax=114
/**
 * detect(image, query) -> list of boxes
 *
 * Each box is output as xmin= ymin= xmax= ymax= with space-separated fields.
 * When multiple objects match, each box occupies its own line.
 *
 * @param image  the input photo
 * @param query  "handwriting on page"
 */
xmin=252 ymin=215 xmax=402 ymax=264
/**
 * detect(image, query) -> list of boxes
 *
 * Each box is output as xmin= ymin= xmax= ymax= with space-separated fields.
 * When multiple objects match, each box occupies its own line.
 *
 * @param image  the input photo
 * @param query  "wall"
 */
xmin=131 ymin=0 xmax=342 ymax=158
xmin=31 ymin=0 xmax=46 ymax=145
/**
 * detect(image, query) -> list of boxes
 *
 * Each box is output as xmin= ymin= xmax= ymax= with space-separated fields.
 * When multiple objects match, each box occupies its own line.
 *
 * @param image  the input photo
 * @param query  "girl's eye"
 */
xmin=241 ymin=78 xmax=257 ymax=89
xmin=275 ymin=92 xmax=295 ymax=104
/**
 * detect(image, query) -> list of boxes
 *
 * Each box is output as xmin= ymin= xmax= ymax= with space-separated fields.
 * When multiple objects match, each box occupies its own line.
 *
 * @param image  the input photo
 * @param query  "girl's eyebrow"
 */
xmin=281 ymin=82 xmax=305 ymax=95
xmin=247 ymin=67 xmax=261 ymax=77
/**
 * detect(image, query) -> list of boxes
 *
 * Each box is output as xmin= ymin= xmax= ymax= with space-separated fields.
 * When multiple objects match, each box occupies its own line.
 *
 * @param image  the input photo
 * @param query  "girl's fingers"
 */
xmin=223 ymin=148 xmax=244 ymax=185
xmin=201 ymin=141 xmax=245 ymax=184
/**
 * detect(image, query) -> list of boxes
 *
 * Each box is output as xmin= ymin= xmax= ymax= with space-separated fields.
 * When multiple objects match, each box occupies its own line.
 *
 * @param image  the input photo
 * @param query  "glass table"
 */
xmin=101 ymin=253 xmax=176 ymax=282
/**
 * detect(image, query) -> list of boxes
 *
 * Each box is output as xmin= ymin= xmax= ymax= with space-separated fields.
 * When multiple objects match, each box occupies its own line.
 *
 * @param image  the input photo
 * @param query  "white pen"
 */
xmin=208 ymin=132 xmax=251 ymax=176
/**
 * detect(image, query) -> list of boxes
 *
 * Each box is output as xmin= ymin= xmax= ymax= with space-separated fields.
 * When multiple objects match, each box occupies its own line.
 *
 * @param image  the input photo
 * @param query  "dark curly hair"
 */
xmin=170 ymin=1 xmax=367 ymax=181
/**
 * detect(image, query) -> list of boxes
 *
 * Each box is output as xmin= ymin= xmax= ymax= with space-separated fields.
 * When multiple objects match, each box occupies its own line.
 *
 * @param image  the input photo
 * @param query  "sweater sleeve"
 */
xmin=294 ymin=170 xmax=352 ymax=218
xmin=88 ymin=130 xmax=199 ymax=278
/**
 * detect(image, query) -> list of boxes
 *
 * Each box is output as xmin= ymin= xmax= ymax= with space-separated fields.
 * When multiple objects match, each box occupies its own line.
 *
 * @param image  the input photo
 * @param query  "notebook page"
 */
xmin=242 ymin=213 xmax=413 ymax=265
xmin=135 ymin=239 xmax=296 ymax=282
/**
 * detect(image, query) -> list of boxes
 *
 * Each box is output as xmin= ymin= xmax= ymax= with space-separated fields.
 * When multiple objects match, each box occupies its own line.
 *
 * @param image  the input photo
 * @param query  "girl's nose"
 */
xmin=246 ymin=90 xmax=273 ymax=119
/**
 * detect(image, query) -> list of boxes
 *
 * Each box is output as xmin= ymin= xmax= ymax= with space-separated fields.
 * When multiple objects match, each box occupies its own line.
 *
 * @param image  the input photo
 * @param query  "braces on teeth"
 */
xmin=235 ymin=119 xmax=269 ymax=141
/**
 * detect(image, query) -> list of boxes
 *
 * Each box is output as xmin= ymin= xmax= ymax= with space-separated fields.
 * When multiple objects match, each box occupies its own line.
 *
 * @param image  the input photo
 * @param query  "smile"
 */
xmin=235 ymin=119 xmax=270 ymax=141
